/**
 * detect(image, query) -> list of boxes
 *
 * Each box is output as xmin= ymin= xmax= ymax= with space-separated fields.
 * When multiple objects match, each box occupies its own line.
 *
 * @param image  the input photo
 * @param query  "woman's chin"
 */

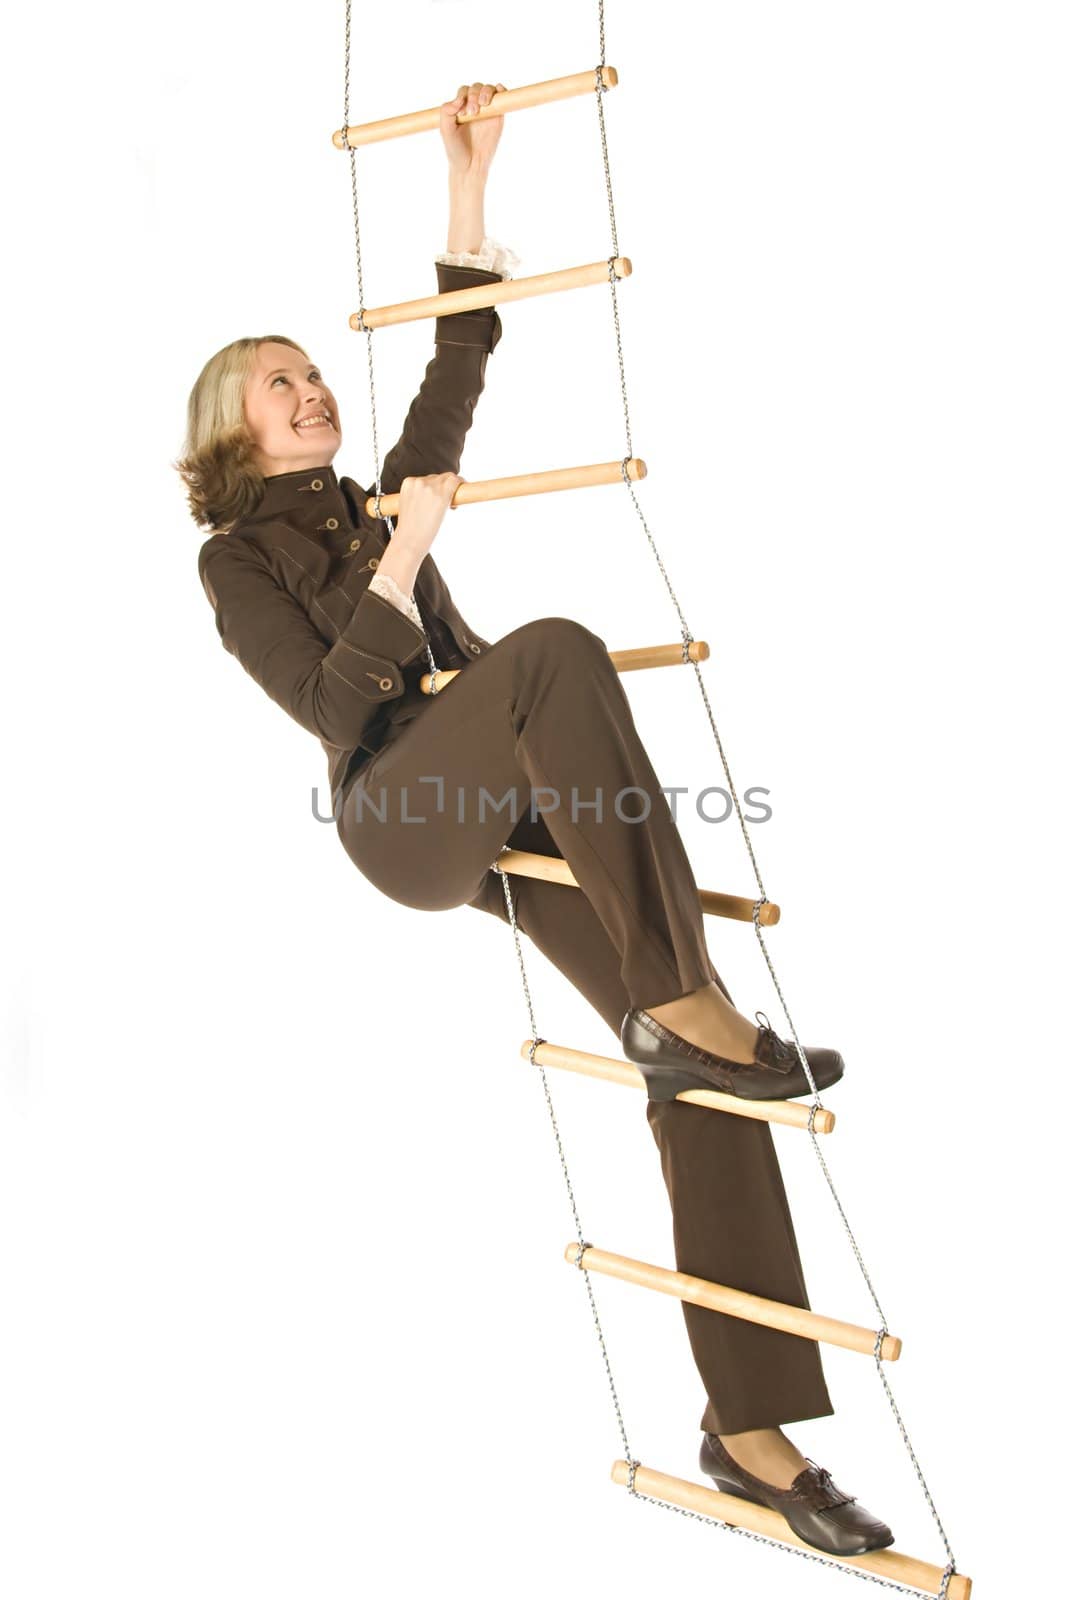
xmin=289 ymin=433 xmax=342 ymax=465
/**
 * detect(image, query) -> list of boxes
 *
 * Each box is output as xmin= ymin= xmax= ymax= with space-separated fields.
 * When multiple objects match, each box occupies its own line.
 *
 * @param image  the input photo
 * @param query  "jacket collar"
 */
xmin=251 ymin=462 xmax=343 ymax=517
xmin=246 ymin=463 xmax=372 ymax=556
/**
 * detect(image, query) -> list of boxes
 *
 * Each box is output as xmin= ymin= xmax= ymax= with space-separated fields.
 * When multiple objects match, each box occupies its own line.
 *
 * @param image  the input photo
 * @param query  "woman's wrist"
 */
xmin=374 ymin=534 xmax=424 ymax=597
xmin=449 ymin=158 xmax=491 ymax=191
xmin=446 ymin=164 xmax=489 ymax=254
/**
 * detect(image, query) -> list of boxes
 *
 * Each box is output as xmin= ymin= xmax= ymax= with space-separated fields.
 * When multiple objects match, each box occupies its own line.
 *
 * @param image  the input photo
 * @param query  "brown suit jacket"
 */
xmin=197 ymin=261 xmax=502 ymax=805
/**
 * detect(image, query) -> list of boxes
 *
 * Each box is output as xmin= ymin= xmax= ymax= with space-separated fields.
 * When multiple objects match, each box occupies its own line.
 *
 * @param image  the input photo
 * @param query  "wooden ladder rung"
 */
xmin=495 ymin=847 xmax=781 ymax=927
xmin=565 ymin=1242 xmax=901 ymax=1361
xmin=354 ymin=258 xmax=631 ymax=332
xmin=332 ymin=67 xmax=619 ymax=149
xmin=521 ymin=1038 xmax=835 ymax=1132
xmin=366 ymin=457 xmax=646 ymax=519
xmin=605 ymin=640 xmax=707 ymax=673
xmin=609 ymin=1462 xmax=971 ymax=1599
xmin=421 ymin=638 xmax=709 ymax=695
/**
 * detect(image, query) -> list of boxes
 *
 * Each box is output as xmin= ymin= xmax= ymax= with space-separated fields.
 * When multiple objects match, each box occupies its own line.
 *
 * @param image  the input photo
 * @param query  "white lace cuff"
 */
xmin=435 ymin=236 xmax=521 ymax=280
xmin=370 ymin=570 xmax=424 ymax=632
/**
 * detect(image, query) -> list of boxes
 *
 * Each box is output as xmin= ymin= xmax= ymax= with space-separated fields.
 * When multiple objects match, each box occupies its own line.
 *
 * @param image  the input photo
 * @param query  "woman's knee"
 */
xmin=501 ymin=615 xmax=609 ymax=663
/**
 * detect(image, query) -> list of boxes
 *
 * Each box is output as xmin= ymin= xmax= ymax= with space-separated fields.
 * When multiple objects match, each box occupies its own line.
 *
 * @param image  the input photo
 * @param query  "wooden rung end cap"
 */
xmin=611 ymin=639 xmax=709 ymax=672
xmin=698 ymin=890 xmax=780 ymax=925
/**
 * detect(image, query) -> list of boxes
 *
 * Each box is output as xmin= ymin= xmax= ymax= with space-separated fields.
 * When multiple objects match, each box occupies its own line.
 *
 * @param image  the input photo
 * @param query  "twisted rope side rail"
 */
xmin=341 ymin=0 xmax=443 ymax=698
xmin=339 ymin=0 xmax=637 ymax=1508
xmin=581 ymin=2 xmax=960 ymax=1592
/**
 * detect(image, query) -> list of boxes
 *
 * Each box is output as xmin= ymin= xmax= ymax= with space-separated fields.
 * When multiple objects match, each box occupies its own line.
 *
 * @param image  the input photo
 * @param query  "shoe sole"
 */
xmin=635 ymin=1058 xmax=844 ymax=1103
xmin=703 ymin=1470 xmax=895 ymax=1557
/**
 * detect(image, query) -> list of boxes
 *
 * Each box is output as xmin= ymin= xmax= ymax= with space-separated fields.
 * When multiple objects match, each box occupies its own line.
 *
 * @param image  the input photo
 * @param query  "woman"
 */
xmin=176 ymin=81 xmax=893 ymax=1558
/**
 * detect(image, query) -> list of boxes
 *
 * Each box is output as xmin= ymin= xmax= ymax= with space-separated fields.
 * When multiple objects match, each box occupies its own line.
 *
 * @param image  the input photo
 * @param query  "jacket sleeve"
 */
xmin=199 ymin=261 xmax=505 ymax=749
xmin=376 ymin=259 xmax=504 ymax=501
xmin=199 ymin=540 xmax=428 ymax=753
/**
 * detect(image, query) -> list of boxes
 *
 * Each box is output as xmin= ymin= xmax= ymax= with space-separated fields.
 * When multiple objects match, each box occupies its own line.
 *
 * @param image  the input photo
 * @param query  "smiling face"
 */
xmin=243 ymin=340 xmax=342 ymax=476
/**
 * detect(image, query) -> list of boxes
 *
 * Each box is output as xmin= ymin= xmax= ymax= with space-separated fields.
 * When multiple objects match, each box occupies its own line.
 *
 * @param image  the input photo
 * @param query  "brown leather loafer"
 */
xmin=699 ymin=1432 xmax=894 ymax=1557
xmin=620 ymin=1007 xmax=844 ymax=1102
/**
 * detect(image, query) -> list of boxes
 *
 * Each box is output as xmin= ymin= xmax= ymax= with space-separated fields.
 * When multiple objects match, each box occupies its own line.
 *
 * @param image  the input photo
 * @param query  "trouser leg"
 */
xmin=337 ymin=617 xmax=833 ymax=1434
xmin=337 ymin=616 xmax=714 ymax=1009
xmin=467 ymin=822 xmax=834 ymax=1435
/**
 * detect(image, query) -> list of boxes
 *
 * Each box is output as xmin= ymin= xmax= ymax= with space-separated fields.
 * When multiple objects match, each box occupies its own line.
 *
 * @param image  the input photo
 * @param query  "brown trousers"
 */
xmin=336 ymin=617 xmax=833 ymax=1434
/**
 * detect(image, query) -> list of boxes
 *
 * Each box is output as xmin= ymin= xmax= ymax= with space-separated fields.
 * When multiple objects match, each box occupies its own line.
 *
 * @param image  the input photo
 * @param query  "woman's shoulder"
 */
xmin=199 ymin=512 xmax=345 ymax=602
xmin=198 ymin=522 xmax=258 ymax=573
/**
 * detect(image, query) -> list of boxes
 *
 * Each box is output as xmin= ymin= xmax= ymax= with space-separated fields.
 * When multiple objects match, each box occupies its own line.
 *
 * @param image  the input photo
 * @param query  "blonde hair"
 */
xmin=173 ymin=334 xmax=309 ymax=532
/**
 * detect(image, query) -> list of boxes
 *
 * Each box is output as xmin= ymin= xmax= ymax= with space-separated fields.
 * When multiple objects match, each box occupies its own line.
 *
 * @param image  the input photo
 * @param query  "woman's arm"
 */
xmin=199 ymin=538 xmax=427 ymax=755
xmin=376 ymin=258 xmax=503 ymax=494
xmin=374 ymin=84 xmax=509 ymax=601
xmin=441 ymin=80 xmax=506 ymax=252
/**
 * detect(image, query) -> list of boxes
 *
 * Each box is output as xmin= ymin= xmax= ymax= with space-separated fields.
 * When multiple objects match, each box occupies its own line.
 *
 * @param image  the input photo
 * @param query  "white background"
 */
xmin=2 ymin=2 xmax=1071 ymax=1596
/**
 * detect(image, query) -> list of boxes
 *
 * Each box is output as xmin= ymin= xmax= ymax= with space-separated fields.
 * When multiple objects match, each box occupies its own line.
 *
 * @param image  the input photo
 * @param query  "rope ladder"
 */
xmin=333 ymin=4 xmax=969 ymax=1595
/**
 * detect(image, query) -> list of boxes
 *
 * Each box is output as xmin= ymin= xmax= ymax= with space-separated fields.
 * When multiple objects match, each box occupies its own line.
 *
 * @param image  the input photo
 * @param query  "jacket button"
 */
xmin=368 ymin=556 xmax=380 ymax=569
xmin=378 ymin=675 xmax=392 ymax=691
xmin=468 ymin=641 xmax=481 ymax=654
xmin=349 ymin=538 xmax=362 ymax=552
xmin=325 ymin=517 xmax=339 ymax=530
xmin=310 ymin=478 xmax=324 ymax=491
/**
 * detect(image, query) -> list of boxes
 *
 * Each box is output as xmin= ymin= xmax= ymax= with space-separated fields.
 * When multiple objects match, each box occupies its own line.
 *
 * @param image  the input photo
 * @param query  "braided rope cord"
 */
xmin=341 ymin=0 xmax=444 ymax=694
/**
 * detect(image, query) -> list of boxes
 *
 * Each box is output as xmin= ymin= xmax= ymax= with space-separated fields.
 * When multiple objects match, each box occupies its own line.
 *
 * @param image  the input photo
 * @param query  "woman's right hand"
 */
xmin=392 ymin=472 xmax=463 ymax=562
xmin=440 ymin=82 xmax=507 ymax=176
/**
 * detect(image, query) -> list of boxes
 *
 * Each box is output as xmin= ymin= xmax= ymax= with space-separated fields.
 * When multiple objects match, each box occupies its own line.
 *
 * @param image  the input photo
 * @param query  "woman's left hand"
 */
xmin=440 ymin=81 xmax=507 ymax=176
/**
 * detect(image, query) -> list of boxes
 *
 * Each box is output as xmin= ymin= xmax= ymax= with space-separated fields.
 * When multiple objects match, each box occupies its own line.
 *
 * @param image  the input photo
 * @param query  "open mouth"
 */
xmin=293 ymin=413 xmax=336 ymax=432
